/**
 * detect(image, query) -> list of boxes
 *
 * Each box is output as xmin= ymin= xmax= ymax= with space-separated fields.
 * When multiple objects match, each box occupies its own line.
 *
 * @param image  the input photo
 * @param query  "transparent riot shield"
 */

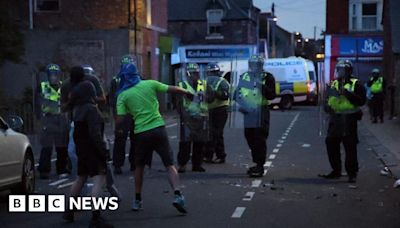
xmin=318 ymin=66 xmax=329 ymax=137
xmin=228 ymin=59 xmax=265 ymax=128
xmin=176 ymin=64 xmax=209 ymax=142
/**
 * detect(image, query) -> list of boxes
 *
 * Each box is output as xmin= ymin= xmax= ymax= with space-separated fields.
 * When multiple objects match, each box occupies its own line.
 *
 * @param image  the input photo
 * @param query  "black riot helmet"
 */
xmin=371 ymin=68 xmax=380 ymax=78
xmin=334 ymin=60 xmax=353 ymax=80
xmin=206 ymin=62 xmax=220 ymax=76
xmin=248 ymin=55 xmax=265 ymax=73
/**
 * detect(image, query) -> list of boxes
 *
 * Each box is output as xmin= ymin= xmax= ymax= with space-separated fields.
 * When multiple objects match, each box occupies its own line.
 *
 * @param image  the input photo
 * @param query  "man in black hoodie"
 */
xmin=62 ymin=66 xmax=113 ymax=228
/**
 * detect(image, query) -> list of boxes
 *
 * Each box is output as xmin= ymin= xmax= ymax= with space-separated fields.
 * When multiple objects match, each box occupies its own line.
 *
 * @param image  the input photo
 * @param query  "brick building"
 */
xmin=324 ymin=0 xmax=384 ymax=83
xmin=0 ymin=0 xmax=168 ymax=100
xmin=167 ymin=0 xmax=260 ymax=65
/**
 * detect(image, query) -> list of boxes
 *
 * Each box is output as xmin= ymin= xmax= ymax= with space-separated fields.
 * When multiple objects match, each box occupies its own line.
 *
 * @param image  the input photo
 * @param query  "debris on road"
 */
xmin=393 ymin=179 xmax=400 ymax=188
xmin=380 ymin=167 xmax=390 ymax=176
xmin=348 ymin=185 xmax=358 ymax=189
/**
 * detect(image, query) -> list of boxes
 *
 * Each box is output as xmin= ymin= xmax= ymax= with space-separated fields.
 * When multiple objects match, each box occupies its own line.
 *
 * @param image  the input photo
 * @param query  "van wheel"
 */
xmin=280 ymin=95 xmax=293 ymax=110
xmin=11 ymin=152 xmax=35 ymax=194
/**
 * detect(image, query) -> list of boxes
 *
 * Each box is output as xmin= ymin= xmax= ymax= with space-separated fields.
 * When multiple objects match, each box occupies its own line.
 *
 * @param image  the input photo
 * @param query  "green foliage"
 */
xmin=0 ymin=3 xmax=25 ymax=66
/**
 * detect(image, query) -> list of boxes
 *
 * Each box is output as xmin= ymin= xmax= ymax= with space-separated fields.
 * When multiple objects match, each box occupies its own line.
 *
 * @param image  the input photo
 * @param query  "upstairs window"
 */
xmin=349 ymin=1 xmax=382 ymax=31
xmin=362 ymin=3 xmax=377 ymax=30
xmin=207 ymin=9 xmax=223 ymax=35
xmin=35 ymin=0 xmax=60 ymax=12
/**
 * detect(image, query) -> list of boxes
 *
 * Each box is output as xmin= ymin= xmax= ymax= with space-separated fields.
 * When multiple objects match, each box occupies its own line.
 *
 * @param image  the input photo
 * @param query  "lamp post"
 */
xmin=267 ymin=16 xmax=278 ymax=58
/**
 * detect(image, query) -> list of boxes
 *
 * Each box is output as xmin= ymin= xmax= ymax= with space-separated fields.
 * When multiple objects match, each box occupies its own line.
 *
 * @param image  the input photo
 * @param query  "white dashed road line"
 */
xmin=264 ymin=161 xmax=272 ymax=167
xmin=251 ymin=179 xmax=262 ymax=188
xmin=231 ymin=207 xmax=246 ymax=218
xmin=57 ymin=181 xmax=74 ymax=189
xmin=272 ymin=148 xmax=280 ymax=153
xmin=269 ymin=154 xmax=276 ymax=160
xmin=49 ymin=178 xmax=69 ymax=186
xmin=242 ymin=192 xmax=255 ymax=201
xmin=166 ymin=123 xmax=178 ymax=128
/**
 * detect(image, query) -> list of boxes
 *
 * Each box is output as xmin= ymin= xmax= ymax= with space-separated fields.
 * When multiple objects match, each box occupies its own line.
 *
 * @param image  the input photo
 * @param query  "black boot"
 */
xmin=318 ymin=171 xmax=341 ymax=179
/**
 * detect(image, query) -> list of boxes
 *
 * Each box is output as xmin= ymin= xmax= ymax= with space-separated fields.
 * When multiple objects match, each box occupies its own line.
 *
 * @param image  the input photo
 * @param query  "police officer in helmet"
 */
xmin=177 ymin=63 xmax=208 ymax=172
xmin=235 ymin=55 xmax=276 ymax=177
xmin=367 ymin=68 xmax=385 ymax=123
xmin=37 ymin=63 xmax=70 ymax=179
xmin=204 ymin=63 xmax=230 ymax=164
xmin=320 ymin=60 xmax=366 ymax=183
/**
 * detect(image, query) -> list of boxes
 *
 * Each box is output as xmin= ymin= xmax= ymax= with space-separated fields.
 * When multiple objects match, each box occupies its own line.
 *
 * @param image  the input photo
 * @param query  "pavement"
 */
xmin=1 ymin=106 xmax=399 ymax=228
xmin=360 ymin=108 xmax=400 ymax=179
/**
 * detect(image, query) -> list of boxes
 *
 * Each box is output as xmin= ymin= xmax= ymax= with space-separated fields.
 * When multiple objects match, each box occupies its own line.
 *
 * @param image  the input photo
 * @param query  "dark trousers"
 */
xmin=178 ymin=141 xmax=205 ymax=167
xmin=325 ymin=136 xmax=358 ymax=177
xmin=38 ymin=146 xmax=69 ymax=174
xmin=113 ymin=116 xmax=135 ymax=169
xmin=371 ymin=95 xmax=384 ymax=121
xmin=205 ymin=107 xmax=228 ymax=160
xmin=244 ymin=128 xmax=268 ymax=167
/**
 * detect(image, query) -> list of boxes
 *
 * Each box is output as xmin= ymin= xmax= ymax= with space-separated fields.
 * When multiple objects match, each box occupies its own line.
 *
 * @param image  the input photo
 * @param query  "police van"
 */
xmin=218 ymin=57 xmax=317 ymax=109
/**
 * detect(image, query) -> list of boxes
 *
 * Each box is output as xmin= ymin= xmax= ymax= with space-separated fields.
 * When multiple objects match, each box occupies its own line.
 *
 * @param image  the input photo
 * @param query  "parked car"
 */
xmin=0 ymin=115 xmax=35 ymax=194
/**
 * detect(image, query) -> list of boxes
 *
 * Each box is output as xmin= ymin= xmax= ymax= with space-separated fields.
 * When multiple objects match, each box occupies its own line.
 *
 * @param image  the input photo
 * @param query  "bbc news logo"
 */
xmin=9 ymin=195 xmax=119 ymax=212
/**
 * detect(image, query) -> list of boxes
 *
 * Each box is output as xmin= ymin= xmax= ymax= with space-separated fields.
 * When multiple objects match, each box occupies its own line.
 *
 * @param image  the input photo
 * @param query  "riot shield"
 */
xmin=228 ymin=59 xmax=265 ymax=128
xmin=318 ymin=67 xmax=329 ymax=137
xmin=176 ymin=64 xmax=209 ymax=142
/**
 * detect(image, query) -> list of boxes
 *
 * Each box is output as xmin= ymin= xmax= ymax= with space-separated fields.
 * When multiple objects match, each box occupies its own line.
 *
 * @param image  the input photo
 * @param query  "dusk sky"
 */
xmin=253 ymin=0 xmax=326 ymax=39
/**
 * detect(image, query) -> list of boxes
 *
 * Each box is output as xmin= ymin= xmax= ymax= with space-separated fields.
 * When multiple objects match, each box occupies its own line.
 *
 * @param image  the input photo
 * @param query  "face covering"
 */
xmin=116 ymin=63 xmax=141 ymax=97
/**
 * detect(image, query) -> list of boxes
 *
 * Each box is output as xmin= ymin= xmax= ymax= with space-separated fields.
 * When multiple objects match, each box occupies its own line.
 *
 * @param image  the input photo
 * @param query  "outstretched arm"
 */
xmin=168 ymin=85 xmax=194 ymax=99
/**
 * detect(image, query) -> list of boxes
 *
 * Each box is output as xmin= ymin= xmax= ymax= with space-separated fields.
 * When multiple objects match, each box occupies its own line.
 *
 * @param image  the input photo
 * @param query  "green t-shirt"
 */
xmin=117 ymin=80 xmax=169 ymax=134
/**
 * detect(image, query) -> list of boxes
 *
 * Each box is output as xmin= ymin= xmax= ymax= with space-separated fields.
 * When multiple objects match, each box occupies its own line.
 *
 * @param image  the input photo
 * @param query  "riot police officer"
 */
xmin=177 ymin=63 xmax=208 ymax=172
xmin=235 ymin=55 xmax=276 ymax=177
xmin=204 ymin=63 xmax=230 ymax=164
xmin=320 ymin=60 xmax=366 ymax=183
xmin=37 ymin=63 xmax=70 ymax=179
xmin=109 ymin=55 xmax=136 ymax=174
xmin=367 ymin=68 xmax=385 ymax=123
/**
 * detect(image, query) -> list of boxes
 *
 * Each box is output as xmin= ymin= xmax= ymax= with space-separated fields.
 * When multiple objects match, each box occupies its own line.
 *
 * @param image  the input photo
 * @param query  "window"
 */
xmin=351 ymin=4 xmax=357 ymax=30
xmin=207 ymin=9 xmax=223 ymax=35
xmin=362 ymin=3 xmax=377 ymax=30
xmin=35 ymin=0 xmax=60 ymax=12
xmin=349 ymin=1 xmax=382 ymax=31
xmin=146 ymin=0 xmax=152 ymax=25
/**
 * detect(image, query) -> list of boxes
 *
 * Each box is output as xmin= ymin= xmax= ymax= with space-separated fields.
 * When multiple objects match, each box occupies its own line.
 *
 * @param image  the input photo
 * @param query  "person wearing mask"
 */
xmin=204 ymin=63 xmax=230 ymax=164
xmin=319 ymin=60 xmax=366 ymax=183
xmin=233 ymin=55 xmax=276 ymax=177
xmin=109 ymin=55 xmax=136 ymax=174
xmin=62 ymin=66 xmax=113 ymax=228
xmin=36 ymin=63 xmax=70 ymax=179
xmin=367 ymin=68 xmax=385 ymax=123
xmin=116 ymin=63 xmax=192 ymax=213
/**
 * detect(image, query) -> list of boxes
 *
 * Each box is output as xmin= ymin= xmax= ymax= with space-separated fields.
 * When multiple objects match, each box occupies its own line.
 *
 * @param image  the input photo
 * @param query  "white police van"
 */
xmin=218 ymin=57 xmax=317 ymax=109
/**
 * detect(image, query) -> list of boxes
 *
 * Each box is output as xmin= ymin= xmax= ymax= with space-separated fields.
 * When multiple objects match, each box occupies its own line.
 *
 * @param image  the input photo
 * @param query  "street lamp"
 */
xmin=267 ymin=16 xmax=278 ymax=58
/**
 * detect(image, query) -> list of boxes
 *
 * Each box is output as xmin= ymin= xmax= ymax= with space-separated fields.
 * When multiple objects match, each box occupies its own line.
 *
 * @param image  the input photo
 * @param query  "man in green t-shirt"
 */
xmin=116 ymin=63 xmax=192 ymax=214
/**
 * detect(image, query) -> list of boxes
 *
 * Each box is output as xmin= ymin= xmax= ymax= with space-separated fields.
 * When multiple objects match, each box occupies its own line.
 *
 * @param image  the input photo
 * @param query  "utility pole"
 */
xmin=314 ymin=26 xmax=317 ymax=40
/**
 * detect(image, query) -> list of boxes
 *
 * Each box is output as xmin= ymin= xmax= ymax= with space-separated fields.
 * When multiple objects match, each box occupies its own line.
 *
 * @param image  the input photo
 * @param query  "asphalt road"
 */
xmin=1 ymin=106 xmax=399 ymax=228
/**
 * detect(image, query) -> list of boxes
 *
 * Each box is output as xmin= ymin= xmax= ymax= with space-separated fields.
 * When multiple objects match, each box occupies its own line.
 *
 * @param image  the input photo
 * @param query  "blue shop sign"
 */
xmin=185 ymin=48 xmax=250 ymax=59
xmin=339 ymin=37 xmax=383 ymax=56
